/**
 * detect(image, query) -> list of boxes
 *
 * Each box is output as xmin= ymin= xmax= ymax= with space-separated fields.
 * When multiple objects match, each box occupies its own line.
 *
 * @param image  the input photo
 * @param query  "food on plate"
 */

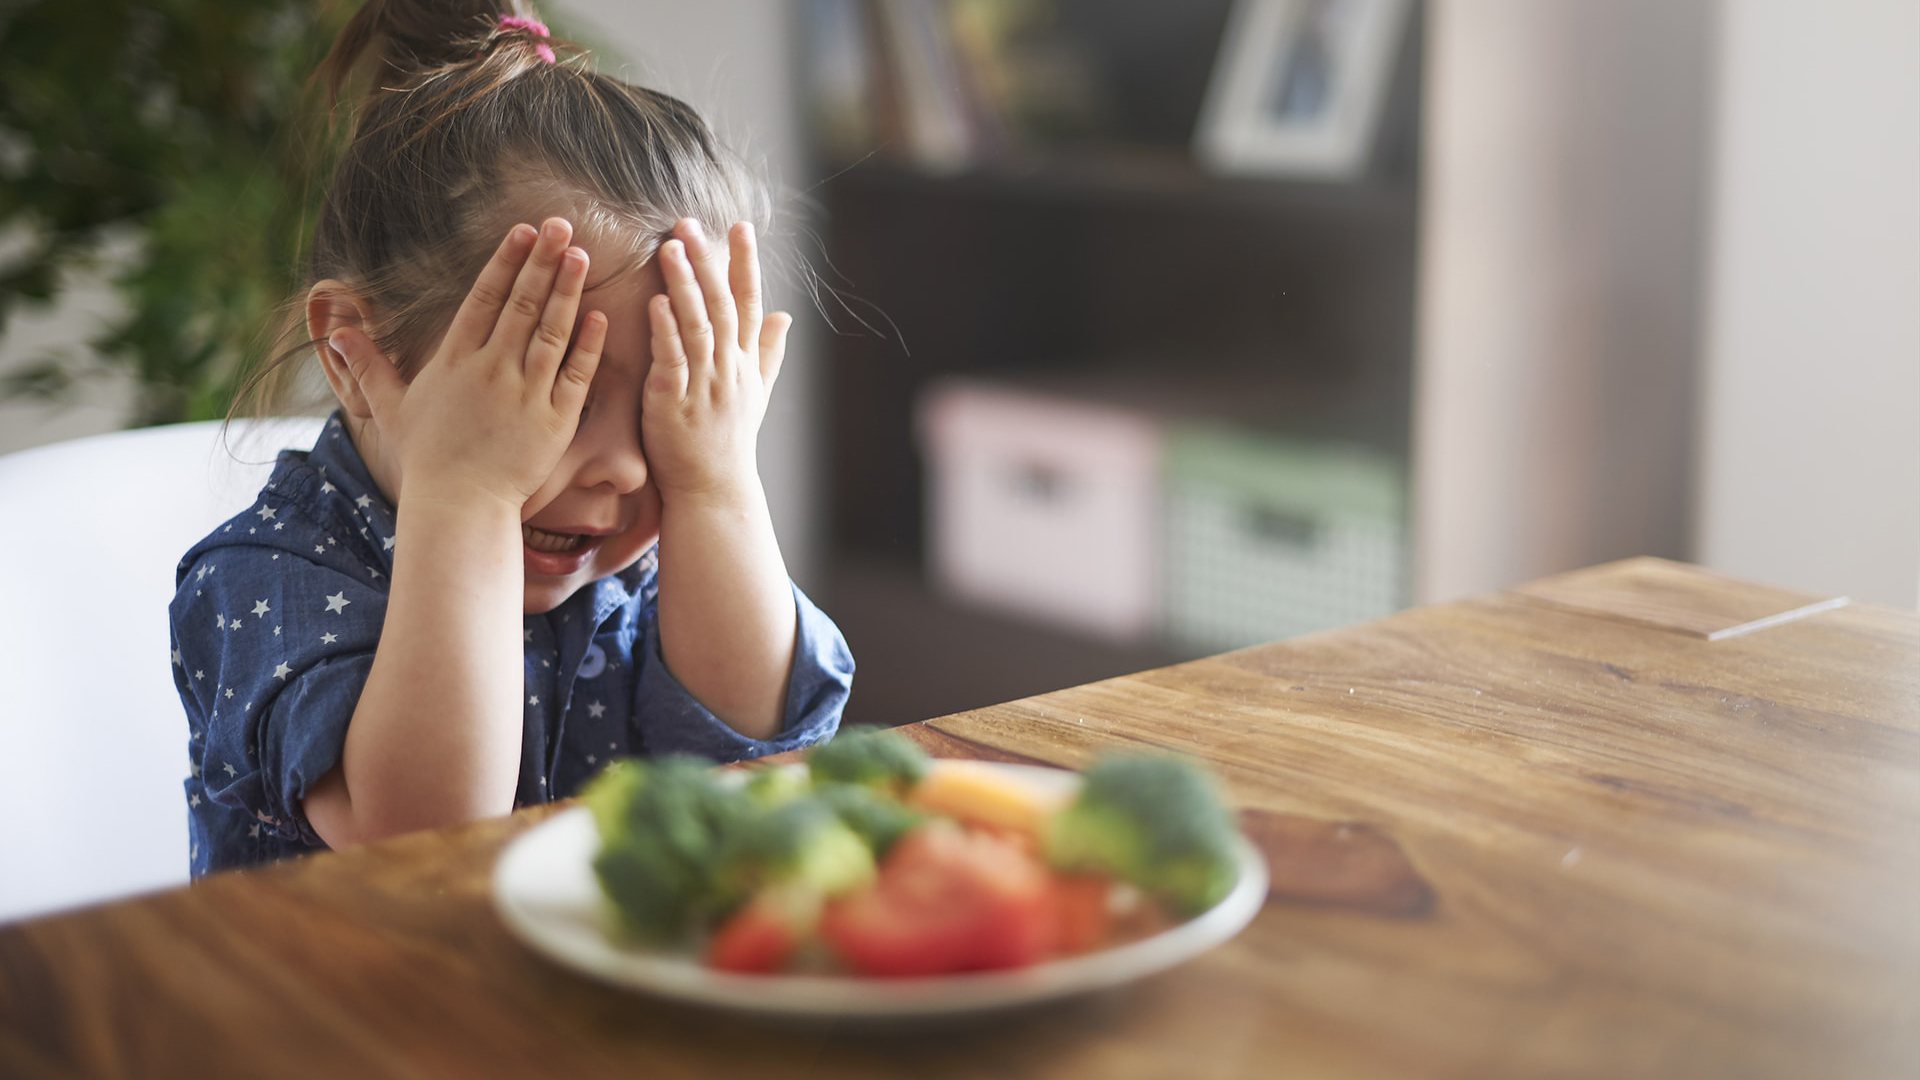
xmin=908 ymin=758 xmax=1072 ymax=838
xmin=1045 ymin=756 xmax=1241 ymax=916
xmin=803 ymin=726 xmax=931 ymax=796
xmin=821 ymin=820 xmax=1055 ymax=976
xmin=580 ymin=729 xmax=1243 ymax=977
xmin=586 ymin=756 xmax=753 ymax=940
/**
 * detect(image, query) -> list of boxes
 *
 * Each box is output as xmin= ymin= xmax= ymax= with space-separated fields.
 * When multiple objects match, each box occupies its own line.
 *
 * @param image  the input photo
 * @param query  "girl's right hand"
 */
xmin=326 ymin=218 xmax=607 ymax=511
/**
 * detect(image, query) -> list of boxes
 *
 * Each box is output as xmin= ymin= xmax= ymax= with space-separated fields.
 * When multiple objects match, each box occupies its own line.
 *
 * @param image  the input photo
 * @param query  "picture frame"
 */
xmin=1194 ymin=0 xmax=1411 ymax=179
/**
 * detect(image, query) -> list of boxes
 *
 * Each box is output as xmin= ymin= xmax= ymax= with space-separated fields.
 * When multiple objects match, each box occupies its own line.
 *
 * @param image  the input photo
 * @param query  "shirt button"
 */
xmin=578 ymin=642 xmax=608 ymax=680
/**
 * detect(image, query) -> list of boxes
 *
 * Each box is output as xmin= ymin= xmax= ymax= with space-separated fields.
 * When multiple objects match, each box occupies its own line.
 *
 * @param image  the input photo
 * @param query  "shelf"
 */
xmin=826 ymin=558 xmax=1186 ymax=727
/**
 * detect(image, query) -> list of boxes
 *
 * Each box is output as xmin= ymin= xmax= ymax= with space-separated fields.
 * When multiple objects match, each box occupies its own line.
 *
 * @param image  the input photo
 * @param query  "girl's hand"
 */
xmin=328 ymin=218 xmax=608 ymax=511
xmin=644 ymin=218 xmax=793 ymax=504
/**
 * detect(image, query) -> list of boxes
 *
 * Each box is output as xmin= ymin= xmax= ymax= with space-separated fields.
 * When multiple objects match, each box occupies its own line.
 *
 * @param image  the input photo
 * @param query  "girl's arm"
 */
xmin=305 ymin=219 xmax=606 ymax=846
xmin=645 ymin=219 xmax=798 ymax=740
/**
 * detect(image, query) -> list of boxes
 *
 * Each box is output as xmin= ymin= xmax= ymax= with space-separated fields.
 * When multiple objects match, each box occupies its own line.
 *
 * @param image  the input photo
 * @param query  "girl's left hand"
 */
xmin=643 ymin=218 xmax=792 ymax=504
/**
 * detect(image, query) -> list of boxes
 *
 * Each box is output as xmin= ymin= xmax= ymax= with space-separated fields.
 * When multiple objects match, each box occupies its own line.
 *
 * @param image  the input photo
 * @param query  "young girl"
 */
xmin=169 ymin=0 xmax=852 ymax=876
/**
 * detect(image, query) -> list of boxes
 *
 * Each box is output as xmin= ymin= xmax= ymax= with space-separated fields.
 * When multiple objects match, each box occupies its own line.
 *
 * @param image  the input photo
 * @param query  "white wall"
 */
xmin=1414 ymin=0 xmax=1714 ymax=603
xmin=1696 ymin=0 xmax=1920 ymax=609
xmin=562 ymin=0 xmax=823 ymax=590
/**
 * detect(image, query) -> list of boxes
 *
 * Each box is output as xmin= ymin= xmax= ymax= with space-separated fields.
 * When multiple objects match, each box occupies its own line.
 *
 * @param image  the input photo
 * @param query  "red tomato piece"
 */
xmin=1048 ymin=874 xmax=1114 ymax=955
xmin=706 ymin=896 xmax=803 ymax=974
xmin=821 ymin=822 xmax=1056 ymax=976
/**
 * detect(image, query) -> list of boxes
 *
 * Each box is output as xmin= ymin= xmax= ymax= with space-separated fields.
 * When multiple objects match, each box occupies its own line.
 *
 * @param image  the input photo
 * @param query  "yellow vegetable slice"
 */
xmin=908 ymin=759 xmax=1072 ymax=838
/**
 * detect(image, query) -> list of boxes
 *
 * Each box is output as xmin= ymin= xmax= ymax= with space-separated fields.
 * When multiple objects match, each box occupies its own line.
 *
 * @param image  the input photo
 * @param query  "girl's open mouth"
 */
xmin=522 ymin=524 xmax=600 ymax=576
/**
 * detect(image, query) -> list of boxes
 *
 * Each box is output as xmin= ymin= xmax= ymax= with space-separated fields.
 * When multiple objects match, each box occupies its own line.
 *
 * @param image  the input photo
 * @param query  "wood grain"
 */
xmin=2 ymin=559 xmax=1915 ymax=1080
xmin=1512 ymin=555 xmax=1848 ymax=639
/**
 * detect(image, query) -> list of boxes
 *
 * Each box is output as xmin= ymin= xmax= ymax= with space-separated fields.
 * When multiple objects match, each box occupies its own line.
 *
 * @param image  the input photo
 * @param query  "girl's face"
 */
xmin=512 ymin=256 xmax=667 ymax=614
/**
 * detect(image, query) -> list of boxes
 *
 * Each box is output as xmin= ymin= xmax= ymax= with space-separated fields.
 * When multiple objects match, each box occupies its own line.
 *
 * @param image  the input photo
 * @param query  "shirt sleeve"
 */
xmin=630 ymin=581 xmax=853 ymax=761
xmin=171 ymin=543 xmax=386 ymax=845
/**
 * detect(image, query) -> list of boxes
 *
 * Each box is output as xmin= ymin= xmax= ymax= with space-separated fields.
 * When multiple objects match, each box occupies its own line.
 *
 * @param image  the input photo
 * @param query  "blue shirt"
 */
xmin=170 ymin=414 xmax=852 ymax=876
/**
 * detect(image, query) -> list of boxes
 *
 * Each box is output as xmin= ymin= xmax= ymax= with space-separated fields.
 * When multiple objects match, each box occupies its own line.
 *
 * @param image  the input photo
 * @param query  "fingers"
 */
xmin=525 ymin=245 xmax=590 ymax=387
xmin=675 ymin=219 xmax=738 ymax=366
xmin=328 ymin=327 xmax=407 ymax=420
xmin=552 ymin=310 xmax=607 ymax=417
xmin=759 ymin=311 xmax=791 ymax=393
xmin=648 ymin=292 xmax=690 ymax=401
xmin=487 ymin=217 xmax=574 ymax=358
xmin=659 ymin=237 xmax=716 ymax=379
xmin=727 ymin=222 xmax=762 ymax=354
xmin=445 ymin=223 xmax=538 ymax=355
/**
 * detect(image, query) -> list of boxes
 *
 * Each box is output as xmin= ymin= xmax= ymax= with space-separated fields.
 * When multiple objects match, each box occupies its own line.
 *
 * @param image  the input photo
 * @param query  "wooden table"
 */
xmin=3 ymin=558 xmax=1916 ymax=1079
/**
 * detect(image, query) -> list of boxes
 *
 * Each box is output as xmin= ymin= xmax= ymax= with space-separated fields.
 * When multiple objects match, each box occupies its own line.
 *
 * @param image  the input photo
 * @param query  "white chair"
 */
xmin=0 ymin=416 xmax=326 ymax=923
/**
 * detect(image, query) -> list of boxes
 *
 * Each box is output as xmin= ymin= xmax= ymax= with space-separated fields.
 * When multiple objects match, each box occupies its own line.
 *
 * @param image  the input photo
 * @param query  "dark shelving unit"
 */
xmin=803 ymin=2 xmax=1427 ymax=726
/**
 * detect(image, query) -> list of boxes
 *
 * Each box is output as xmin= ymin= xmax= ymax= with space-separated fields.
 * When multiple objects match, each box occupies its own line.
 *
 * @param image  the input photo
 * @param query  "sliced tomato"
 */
xmin=1048 ymin=873 xmax=1114 ymax=955
xmin=705 ymin=888 xmax=816 ymax=974
xmin=820 ymin=822 xmax=1056 ymax=976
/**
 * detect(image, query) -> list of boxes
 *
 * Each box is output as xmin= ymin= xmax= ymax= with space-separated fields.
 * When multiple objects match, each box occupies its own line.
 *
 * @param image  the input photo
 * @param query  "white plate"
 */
xmin=491 ymin=763 xmax=1269 ymax=1020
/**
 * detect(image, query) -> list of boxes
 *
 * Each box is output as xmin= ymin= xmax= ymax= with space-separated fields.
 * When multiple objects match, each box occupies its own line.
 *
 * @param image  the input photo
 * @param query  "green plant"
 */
xmin=0 ymin=0 xmax=352 ymax=425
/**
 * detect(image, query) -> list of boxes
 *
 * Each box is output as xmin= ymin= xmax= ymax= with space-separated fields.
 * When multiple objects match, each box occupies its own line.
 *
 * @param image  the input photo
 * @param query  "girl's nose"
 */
xmin=573 ymin=420 xmax=649 ymax=495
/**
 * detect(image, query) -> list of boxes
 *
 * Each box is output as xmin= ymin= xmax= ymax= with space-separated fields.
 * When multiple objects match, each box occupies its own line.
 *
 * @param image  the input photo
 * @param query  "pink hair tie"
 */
xmin=498 ymin=14 xmax=556 ymax=64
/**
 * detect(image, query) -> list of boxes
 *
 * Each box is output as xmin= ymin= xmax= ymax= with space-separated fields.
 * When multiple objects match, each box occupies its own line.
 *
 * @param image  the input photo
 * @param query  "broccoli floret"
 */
xmin=806 ymin=726 xmax=930 ymax=796
xmin=584 ymin=756 xmax=753 ymax=942
xmin=714 ymin=797 xmax=876 ymax=907
xmin=741 ymin=763 xmax=812 ymax=807
xmin=813 ymin=782 xmax=926 ymax=855
xmin=1044 ymin=755 xmax=1240 ymax=916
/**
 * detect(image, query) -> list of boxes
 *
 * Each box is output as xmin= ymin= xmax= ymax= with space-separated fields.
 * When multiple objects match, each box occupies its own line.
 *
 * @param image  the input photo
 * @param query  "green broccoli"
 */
xmin=805 ymin=726 xmax=930 ymax=796
xmin=813 ymin=782 xmax=927 ymax=855
xmin=582 ymin=755 xmax=753 ymax=942
xmin=741 ymin=763 xmax=812 ymax=807
xmin=1044 ymin=754 xmax=1241 ymax=916
xmin=713 ymin=796 xmax=876 ymax=908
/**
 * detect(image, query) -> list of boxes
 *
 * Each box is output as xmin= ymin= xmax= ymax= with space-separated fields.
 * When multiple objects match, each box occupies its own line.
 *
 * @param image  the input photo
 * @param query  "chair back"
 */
xmin=0 ymin=417 xmax=326 ymax=923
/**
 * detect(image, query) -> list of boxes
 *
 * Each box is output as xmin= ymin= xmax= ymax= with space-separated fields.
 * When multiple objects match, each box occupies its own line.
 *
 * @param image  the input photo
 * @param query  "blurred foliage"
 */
xmin=0 ymin=0 xmax=353 ymax=425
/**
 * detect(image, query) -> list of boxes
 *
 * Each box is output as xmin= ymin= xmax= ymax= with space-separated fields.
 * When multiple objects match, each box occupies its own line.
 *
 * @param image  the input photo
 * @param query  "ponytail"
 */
xmin=315 ymin=0 xmax=562 ymax=111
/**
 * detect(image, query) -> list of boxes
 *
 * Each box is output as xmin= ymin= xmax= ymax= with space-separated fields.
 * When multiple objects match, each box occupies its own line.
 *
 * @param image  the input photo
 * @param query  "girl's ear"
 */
xmin=307 ymin=280 xmax=376 ymax=420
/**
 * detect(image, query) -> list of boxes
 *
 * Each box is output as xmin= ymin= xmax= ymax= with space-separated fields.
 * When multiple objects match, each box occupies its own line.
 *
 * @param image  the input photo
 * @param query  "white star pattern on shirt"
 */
xmin=587 ymin=701 xmax=606 ymax=718
xmin=172 ymin=648 xmax=182 ymax=666
xmin=524 ymin=628 xmax=533 ymax=642
xmin=272 ymin=662 xmax=292 ymax=680
xmin=324 ymin=592 xmax=350 ymax=614
xmin=223 ymin=762 xmax=236 ymax=777
xmin=367 ymin=567 xmax=383 ymax=580
xmin=214 ymin=611 xmax=226 ymax=632
xmin=224 ymin=688 xmax=234 ymax=699
xmin=529 ymin=695 xmax=540 ymax=706
xmin=229 ymin=618 xmax=243 ymax=630
xmin=252 ymin=599 xmax=270 ymax=617
xmin=273 ymin=625 xmax=281 ymax=636
xmin=190 ymin=794 xmax=201 ymax=808
xmin=195 ymin=669 xmax=205 ymax=680
xmin=314 ymin=545 xmax=326 ymax=555
xmin=273 ymin=521 xmax=286 ymax=531
xmin=255 ymin=504 xmax=276 ymax=520
xmin=320 ymin=481 xmax=336 ymax=494
xmin=355 ymin=494 xmax=372 ymax=509
xmin=249 ymin=823 xmax=260 ymax=839
xmin=383 ymin=536 xmax=395 ymax=550
xmin=321 ymin=632 xmax=338 ymax=645
xmin=587 ymin=754 xmax=596 ymax=765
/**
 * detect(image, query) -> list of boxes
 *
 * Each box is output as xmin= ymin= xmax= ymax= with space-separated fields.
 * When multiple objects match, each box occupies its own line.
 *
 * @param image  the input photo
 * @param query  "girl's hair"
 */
xmin=239 ymin=0 xmax=767 ymax=412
